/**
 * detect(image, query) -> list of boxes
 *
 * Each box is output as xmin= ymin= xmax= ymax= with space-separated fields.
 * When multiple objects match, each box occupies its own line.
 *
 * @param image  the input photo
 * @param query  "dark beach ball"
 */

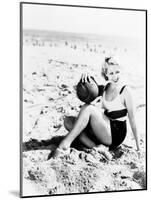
xmin=76 ymin=77 xmax=99 ymax=103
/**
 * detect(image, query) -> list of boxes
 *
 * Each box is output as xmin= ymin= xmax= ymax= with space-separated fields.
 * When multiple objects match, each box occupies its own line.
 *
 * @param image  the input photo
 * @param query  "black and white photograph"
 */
xmin=20 ymin=2 xmax=147 ymax=198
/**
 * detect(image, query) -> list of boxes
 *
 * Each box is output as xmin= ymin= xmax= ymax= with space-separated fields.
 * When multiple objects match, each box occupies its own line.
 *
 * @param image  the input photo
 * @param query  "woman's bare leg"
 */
xmin=64 ymin=116 xmax=96 ymax=148
xmin=59 ymin=104 xmax=112 ymax=150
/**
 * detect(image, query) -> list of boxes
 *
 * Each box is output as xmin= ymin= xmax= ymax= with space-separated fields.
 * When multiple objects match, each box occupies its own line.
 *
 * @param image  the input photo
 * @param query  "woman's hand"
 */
xmin=124 ymin=87 xmax=140 ymax=154
xmin=81 ymin=73 xmax=92 ymax=83
xmin=91 ymin=96 xmax=103 ymax=106
xmin=136 ymin=149 xmax=141 ymax=159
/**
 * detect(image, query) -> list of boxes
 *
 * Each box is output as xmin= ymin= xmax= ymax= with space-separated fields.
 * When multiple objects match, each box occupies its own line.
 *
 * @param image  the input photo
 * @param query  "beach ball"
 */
xmin=76 ymin=77 xmax=99 ymax=103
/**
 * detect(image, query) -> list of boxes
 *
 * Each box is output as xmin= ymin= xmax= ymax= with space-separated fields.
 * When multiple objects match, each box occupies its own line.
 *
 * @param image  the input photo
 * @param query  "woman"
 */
xmin=53 ymin=56 xmax=140 ymax=157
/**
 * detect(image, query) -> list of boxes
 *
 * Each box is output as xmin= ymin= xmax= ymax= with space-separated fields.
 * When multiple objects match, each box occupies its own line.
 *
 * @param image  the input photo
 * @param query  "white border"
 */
xmin=0 ymin=0 xmax=150 ymax=199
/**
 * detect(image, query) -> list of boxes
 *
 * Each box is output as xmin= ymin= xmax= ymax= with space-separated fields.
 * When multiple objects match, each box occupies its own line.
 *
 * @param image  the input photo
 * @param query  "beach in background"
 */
xmin=22 ymin=29 xmax=146 ymax=196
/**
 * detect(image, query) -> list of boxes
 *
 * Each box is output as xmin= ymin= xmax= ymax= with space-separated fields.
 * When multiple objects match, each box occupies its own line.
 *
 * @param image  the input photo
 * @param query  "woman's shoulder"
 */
xmin=122 ymin=85 xmax=132 ymax=92
xmin=121 ymin=85 xmax=133 ymax=99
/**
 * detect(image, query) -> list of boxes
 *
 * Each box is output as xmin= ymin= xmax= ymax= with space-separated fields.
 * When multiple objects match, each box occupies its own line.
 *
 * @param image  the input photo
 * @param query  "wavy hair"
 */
xmin=101 ymin=56 xmax=120 ymax=81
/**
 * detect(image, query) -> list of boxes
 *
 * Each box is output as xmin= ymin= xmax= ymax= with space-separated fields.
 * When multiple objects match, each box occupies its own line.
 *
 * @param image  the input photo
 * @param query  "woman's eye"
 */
xmin=109 ymin=72 xmax=113 ymax=75
xmin=116 ymin=71 xmax=120 ymax=74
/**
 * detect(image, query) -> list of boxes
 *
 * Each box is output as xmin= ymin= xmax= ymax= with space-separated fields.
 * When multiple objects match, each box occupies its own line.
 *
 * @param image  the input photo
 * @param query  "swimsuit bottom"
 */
xmin=109 ymin=120 xmax=127 ymax=150
xmin=71 ymin=120 xmax=127 ymax=151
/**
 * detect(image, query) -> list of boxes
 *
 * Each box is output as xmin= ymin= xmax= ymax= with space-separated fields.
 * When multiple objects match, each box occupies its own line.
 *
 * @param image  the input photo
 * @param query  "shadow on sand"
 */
xmin=9 ymin=190 xmax=19 ymax=197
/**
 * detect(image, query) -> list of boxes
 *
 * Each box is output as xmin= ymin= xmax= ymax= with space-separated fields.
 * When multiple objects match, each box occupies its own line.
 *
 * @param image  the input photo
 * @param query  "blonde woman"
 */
xmin=53 ymin=56 xmax=140 ymax=157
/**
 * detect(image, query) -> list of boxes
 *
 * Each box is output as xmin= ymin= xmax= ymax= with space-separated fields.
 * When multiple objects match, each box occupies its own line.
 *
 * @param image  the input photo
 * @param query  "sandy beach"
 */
xmin=22 ymin=29 xmax=146 ymax=196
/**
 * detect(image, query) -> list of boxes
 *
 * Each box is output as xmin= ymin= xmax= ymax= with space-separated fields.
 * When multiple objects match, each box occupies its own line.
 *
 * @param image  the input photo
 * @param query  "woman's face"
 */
xmin=106 ymin=65 xmax=122 ymax=84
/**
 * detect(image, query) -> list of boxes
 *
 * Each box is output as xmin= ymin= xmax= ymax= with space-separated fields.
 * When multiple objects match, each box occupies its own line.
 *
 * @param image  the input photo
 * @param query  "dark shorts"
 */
xmin=71 ymin=122 xmax=100 ymax=149
xmin=82 ymin=120 xmax=127 ymax=150
xmin=71 ymin=119 xmax=127 ymax=150
xmin=109 ymin=120 xmax=127 ymax=150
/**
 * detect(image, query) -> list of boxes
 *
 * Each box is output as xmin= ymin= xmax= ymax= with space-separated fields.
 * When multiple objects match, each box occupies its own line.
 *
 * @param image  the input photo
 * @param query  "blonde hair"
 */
xmin=101 ymin=56 xmax=120 ymax=81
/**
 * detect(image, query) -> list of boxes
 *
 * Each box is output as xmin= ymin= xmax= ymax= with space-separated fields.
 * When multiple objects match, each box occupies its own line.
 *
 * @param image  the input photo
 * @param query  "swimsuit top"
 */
xmin=102 ymin=84 xmax=128 ymax=121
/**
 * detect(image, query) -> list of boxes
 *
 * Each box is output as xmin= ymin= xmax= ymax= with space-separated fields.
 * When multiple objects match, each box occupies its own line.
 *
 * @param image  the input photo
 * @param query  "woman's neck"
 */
xmin=109 ymin=82 xmax=118 ymax=89
xmin=109 ymin=81 xmax=122 ymax=91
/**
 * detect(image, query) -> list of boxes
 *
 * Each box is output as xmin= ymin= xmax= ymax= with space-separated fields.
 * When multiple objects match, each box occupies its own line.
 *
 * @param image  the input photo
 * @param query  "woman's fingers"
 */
xmin=81 ymin=73 xmax=92 ymax=83
xmin=81 ymin=73 xmax=86 ymax=83
xmin=81 ymin=73 xmax=84 ymax=82
xmin=136 ymin=149 xmax=141 ymax=159
xmin=84 ymin=73 xmax=88 ymax=82
xmin=87 ymin=74 xmax=91 ymax=82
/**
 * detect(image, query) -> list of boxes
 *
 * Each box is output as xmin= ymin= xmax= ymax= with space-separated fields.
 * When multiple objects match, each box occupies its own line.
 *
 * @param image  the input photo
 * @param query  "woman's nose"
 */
xmin=113 ymin=74 xmax=117 ymax=79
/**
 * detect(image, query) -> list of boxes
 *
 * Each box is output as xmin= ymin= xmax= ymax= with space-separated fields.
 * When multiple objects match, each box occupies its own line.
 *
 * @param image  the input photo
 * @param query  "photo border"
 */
xmin=20 ymin=2 xmax=147 ymax=198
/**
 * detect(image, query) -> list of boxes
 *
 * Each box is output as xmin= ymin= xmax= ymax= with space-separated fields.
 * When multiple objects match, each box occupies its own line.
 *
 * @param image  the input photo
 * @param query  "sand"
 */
xmin=22 ymin=30 xmax=146 ymax=197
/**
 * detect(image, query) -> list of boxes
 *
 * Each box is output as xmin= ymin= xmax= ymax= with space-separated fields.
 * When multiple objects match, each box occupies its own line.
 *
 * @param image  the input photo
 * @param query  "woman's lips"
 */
xmin=113 ymin=79 xmax=119 ymax=83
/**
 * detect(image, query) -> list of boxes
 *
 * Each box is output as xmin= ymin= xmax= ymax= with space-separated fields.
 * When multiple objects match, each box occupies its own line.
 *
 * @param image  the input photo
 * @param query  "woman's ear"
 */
xmin=105 ymin=74 xmax=108 ymax=81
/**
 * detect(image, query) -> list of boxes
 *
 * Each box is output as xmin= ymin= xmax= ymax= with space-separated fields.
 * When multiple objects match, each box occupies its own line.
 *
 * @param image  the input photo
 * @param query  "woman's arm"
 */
xmin=124 ymin=87 xmax=140 ymax=151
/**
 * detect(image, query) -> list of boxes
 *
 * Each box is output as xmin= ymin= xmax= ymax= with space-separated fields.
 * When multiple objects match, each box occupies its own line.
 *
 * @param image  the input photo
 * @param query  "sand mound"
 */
xmin=23 ymin=144 xmax=145 ymax=195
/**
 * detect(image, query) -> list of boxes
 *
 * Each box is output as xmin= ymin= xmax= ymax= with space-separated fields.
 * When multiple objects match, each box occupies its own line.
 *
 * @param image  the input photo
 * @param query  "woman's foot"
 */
xmin=52 ymin=147 xmax=70 ymax=158
xmin=50 ymin=139 xmax=71 ymax=158
xmin=64 ymin=116 xmax=76 ymax=131
xmin=58 ymin=139 xmax=71 ymax=150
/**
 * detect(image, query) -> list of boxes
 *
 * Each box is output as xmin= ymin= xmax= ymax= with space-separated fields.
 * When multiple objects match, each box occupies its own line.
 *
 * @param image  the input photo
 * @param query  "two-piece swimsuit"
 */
xmin=72 ymin=83 xmax=128 ymax=150
xmin=101 ymin=84 xmax=128 ymax=150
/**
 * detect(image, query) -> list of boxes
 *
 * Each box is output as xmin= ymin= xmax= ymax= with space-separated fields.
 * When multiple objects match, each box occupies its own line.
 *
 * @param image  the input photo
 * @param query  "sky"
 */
xmin=22 ymin=3 xmax=146 ymax=39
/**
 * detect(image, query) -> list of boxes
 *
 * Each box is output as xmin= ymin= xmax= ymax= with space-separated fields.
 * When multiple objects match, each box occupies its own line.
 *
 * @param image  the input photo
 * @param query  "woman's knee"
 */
xmin=85 ymin=104 xmax=103 ymax=119
xmin=80 ymin=104 xmax=96 ymax=114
